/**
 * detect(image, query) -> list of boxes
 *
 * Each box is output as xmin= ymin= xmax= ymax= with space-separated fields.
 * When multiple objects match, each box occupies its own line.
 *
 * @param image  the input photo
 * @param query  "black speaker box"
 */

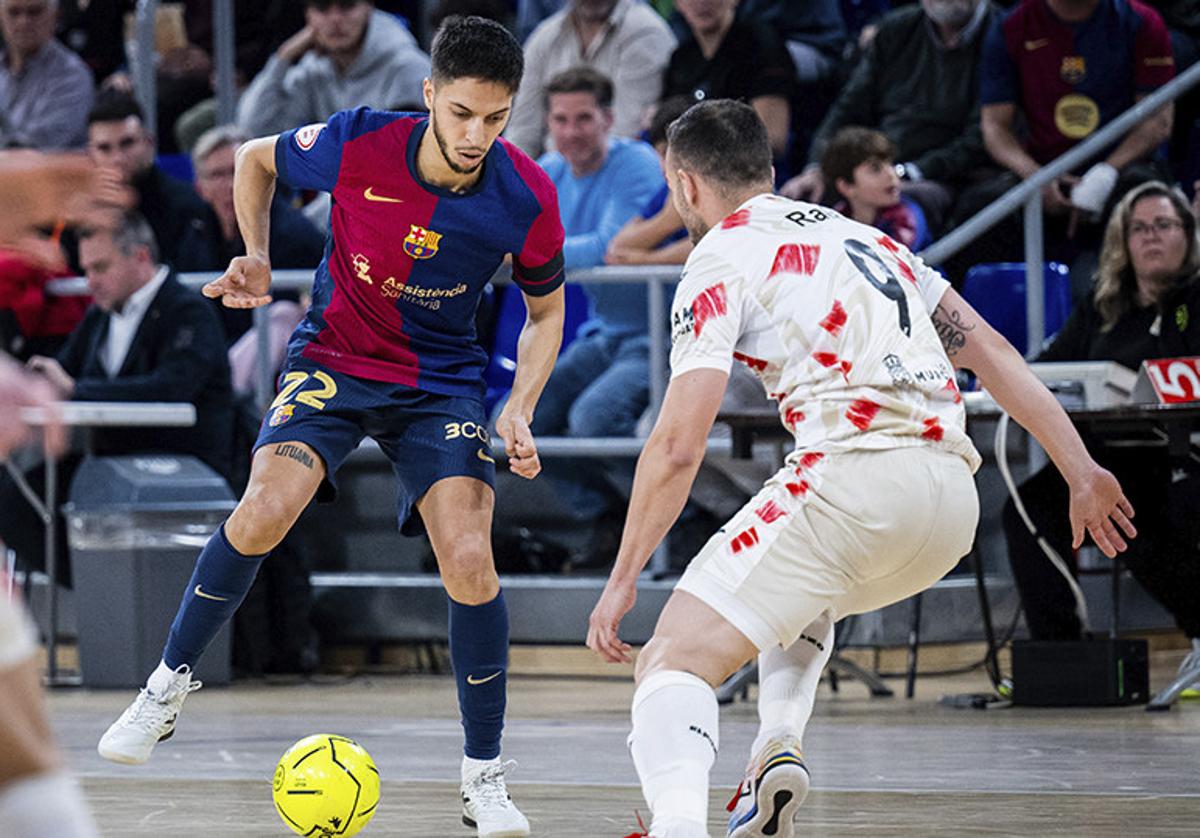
xmin=1011 ymin=638 xmax=1149 ymax=706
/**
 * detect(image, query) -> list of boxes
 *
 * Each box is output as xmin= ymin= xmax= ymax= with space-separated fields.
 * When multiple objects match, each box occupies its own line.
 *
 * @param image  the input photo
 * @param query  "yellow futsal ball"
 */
xmin=272 ymin=734 xmax=380 ymax=837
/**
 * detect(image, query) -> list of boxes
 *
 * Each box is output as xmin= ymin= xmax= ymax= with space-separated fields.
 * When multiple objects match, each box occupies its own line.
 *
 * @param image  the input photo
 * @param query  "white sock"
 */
xmin=1191 ymin=638 xmax=1200 ymax=656
xmin=146 ymin=660 xmax=187 ymax=695
xmin=461 ymin=754 xmax=500 ymax=783
xmin=0 ymin=772 xmax=99 ymax=838
xmin=629 ymin=670 xmax=718 ymax=832
xmin=752 ymin=612 xmax=834 ymax=757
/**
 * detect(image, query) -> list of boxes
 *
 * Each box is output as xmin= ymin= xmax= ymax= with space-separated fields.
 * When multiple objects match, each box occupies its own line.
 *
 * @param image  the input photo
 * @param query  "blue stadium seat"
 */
xmin=482 ymin=283 xmax=589 ymax=412
xmin=156 ymin=153 xmax=194 ymax=183
xmin=962 ymin=261 xmax=1072 ymax=355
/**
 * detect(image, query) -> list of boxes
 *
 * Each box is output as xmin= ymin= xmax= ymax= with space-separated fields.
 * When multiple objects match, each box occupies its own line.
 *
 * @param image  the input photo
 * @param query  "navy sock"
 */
xmin=449 ymin=590 xmax=509 ymax=760
xmin=162 ymin=525 xmax=266 ymax=669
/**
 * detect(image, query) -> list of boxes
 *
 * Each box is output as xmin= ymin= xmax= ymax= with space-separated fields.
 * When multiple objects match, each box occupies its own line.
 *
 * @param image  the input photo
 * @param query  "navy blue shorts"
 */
xmin=253 ymin=359 xmax=495 ymax=535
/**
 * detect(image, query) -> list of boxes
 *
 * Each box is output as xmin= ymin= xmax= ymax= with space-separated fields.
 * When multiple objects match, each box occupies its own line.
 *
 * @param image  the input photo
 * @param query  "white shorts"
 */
xmin=677 ymin=447 xmax=979 ymax=651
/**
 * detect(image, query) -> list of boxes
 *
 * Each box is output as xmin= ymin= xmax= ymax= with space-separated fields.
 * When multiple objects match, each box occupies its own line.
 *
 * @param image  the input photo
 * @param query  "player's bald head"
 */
xmin=431 ymin=15 xmax=524 ymax=94
xmin=666 ymin=100 xmax=773 ymax=199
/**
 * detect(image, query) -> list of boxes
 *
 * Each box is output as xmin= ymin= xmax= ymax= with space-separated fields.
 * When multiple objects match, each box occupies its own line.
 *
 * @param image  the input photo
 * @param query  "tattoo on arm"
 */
xmin=931 ymin=303 xmax=973 ymax=358
xmin=274 ymin=443 xmax=315 ymax=470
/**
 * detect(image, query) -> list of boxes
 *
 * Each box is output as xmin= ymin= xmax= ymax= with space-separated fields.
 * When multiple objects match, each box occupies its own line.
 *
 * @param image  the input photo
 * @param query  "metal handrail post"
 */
xmin=647 ymin=275 xmax=667 ymax=414
xmin=134 ymin=0 xmax=159 ymax=143
xmin=254 ymin=305 xmax=273 ymax=410
xmin=1022 ymin=196 xmax=1045 ymax=357
xmin=212 ymin=0 xmax=237 ymax=125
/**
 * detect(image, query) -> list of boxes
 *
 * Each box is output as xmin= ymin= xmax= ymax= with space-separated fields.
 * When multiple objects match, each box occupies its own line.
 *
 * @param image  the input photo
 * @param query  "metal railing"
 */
xmin=57 ymin=266 xmax=682 ymax=412
xmin=919 ymin=60 xmax=1200 ymax=356
xmin=132 ymin=0 xmax=238 ymax=143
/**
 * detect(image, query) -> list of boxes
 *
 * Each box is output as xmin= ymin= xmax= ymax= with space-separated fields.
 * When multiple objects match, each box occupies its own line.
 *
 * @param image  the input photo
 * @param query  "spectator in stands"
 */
xmin=56 ymin=0 xmax=128 ymax=84
xmin=822 ymin=127 xmax=932 ymax=251
xmin=662 ymin=0 xmax=795 ymax=160
xmin=237 ymin=0 xmax=429 ymax=139
xmin=0 ymin=0 xmax=94 ymax=149
xmin=956 ymin=0 xmax=1175 ymax=274
xmin=506 ymin=0 xmax=675 ymax=157
xmin=175 ymin=125 xmax=324 ymax=344
xmin=734 ymin=0 xmax=844 ymax=85
xmin=515 ymin=0 xmax=562 ymax=43
xmin=1003 ymin=182 xmax=1200 ymax=683
xmin=604 ymin=95 xmax=693 ymax=266
xmin=512 ymin=67 xmax=662 ymax=564
xmin=780 ymin=0 xmax=1000 ymax=234
xmin=86 ymin=92 xmax=207 ymax=267
xmin=0 ymin=210 xmax=233 ymax=586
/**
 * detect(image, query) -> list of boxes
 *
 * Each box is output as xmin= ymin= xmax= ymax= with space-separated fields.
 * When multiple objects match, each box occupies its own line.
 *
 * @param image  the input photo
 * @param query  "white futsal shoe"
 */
xmin=461 ymin=759 xmax=530 ymax=837
xmin=98 ymin=665 xmax=201 ymax=765
xmin=726 ymin=735 xmax=810 ymax=838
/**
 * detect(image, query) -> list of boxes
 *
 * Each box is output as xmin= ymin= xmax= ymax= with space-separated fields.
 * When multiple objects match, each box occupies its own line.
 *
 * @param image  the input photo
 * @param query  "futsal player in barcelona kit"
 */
xmin=99 ymin=18 xmax=564 ymax=836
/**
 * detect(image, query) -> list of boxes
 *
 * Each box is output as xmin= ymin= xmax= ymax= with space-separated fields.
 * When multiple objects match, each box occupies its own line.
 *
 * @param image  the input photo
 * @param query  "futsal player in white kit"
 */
xmin=586 ymin=100 xmax=1137 ymax=838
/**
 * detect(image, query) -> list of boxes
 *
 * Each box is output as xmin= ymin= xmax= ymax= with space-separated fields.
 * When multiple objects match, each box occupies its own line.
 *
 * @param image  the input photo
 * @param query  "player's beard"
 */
xmin=679 ymin=205 xmax=710 ymax=244
xmin=432 ymin=119 xmax=485 ymax=176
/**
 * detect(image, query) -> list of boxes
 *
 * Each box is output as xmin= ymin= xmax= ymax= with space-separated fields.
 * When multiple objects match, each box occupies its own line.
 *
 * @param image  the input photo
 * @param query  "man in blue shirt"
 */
xmin=531 ymin=66 xmax=663 ymax=555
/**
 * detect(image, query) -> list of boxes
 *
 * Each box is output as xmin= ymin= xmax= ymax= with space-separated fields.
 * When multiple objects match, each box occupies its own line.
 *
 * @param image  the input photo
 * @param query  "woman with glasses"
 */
xmin=1003 ymin=180 xmax=1200 ymax=682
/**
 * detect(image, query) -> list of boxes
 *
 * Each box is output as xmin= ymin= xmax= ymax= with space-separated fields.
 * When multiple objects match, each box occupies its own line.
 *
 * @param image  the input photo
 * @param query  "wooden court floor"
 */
xmin=48 ymin=652 xmax=1200 ymax=837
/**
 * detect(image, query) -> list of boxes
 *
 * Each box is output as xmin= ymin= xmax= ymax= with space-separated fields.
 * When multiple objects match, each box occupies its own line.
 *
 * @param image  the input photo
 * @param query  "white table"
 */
xmin=6 ymin=402 xmax=197 ymax=684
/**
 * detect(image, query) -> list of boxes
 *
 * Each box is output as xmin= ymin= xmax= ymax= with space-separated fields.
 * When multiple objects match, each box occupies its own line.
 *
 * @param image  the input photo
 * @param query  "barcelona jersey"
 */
xmin=275 ymin=107 xmax=565 ymax=398
xmin=980 ymin=0 xmax=1174 ymax=165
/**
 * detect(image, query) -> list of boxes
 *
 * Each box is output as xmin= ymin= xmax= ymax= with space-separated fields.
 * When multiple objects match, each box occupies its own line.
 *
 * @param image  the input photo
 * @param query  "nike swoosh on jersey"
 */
xmin=364 ymin=187 xmax=403 ymax=203
xmin=477 ymin=448 xmax=495 ymax=464
xmin=466 ymin=671 xmax=502 ymax=685
xmin=1024 ymin=38 xmax=1049 ymax=50
xmin=194 ymin=585 xmax=230 ymax=602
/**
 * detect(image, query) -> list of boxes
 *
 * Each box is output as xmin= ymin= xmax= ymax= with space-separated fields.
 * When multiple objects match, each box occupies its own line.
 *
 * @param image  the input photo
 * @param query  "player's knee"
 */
xmin=437 ymin=536 xmax=498 ymax=604
xmin=227 ymin=493 xmax=297 ymax=554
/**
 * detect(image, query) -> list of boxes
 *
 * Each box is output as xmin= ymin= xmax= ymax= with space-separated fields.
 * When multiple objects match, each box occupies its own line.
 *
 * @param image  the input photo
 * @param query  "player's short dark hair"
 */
xmin=821 ymin=126 xmax=896 ymax=191
xmin=544 ymin=66 xmax=613 ymax=109
xmin=666 ymin=99 xmax=772 ymax=193
xmin=431 ymin=15 xmax=524 ymax=94
xmin=87 ymin=90 xmax=145 ymax=128
xmin=648 ymin=96 xmax=693 ymax=150
xmin=79 ymin=210 xmax=160 ymax=264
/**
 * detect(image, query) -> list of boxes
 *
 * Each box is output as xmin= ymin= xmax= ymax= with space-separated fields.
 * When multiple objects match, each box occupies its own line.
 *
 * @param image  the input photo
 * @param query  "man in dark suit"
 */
xmin=0 ymin=210 xmax=233 ymax=585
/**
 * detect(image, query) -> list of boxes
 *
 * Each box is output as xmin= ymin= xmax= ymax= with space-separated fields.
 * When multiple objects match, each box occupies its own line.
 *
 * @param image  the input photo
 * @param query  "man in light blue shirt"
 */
xmin=529 ymin=66 xmax=663 ymax=552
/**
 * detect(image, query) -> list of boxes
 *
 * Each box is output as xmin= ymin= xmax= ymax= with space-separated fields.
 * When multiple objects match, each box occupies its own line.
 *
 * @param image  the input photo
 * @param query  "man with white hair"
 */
xmin=0 ymin=0 xmax=94 ymax=149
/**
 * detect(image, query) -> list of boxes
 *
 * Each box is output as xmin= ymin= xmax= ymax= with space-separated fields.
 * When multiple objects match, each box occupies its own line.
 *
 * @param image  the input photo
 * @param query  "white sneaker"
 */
xmin=97 ymin=665 xmax=201 ymax=765
xmin=460 ymin=759 xmax=530 ymax=837
xmin=726 ymin=735 xmax=809 ymax=838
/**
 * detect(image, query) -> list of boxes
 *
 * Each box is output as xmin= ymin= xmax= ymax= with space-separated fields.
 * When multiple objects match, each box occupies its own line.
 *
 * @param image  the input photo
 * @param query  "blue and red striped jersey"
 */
xmin=275 ymin=107 xmax=565 ymax=397
xmin=980 ymin=0 xmax=1174 ymax=165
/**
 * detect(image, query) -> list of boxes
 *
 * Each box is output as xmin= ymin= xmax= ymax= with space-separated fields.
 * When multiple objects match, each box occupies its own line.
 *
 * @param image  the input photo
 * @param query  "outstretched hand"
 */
xmin=494 ymin=409 xmax=540 ymax=479
xmin=1069 ymin=465 xmax=1136 ymax=557
xmin=586 ymin=579 xmax=636 ymax=664
xmin=203 ymin=255 xmax=273 ymax=309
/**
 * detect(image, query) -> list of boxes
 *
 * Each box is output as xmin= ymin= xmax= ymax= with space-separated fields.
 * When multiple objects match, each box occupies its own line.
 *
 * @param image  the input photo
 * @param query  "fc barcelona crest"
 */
xmin=404 ymin=224 xmax=443 ymax=259
xmin=268 ymin=404 xmax=295 ymax=427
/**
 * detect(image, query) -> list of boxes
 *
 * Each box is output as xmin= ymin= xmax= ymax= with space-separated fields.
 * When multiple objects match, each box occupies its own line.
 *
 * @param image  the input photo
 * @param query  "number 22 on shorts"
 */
xmin=270 ymin=371 xmax=339 ymax=411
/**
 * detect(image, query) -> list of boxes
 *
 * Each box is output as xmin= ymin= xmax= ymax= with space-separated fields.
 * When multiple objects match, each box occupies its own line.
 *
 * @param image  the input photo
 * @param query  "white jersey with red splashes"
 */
xmin=670 ymin=193 xmax=981 ymax=472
